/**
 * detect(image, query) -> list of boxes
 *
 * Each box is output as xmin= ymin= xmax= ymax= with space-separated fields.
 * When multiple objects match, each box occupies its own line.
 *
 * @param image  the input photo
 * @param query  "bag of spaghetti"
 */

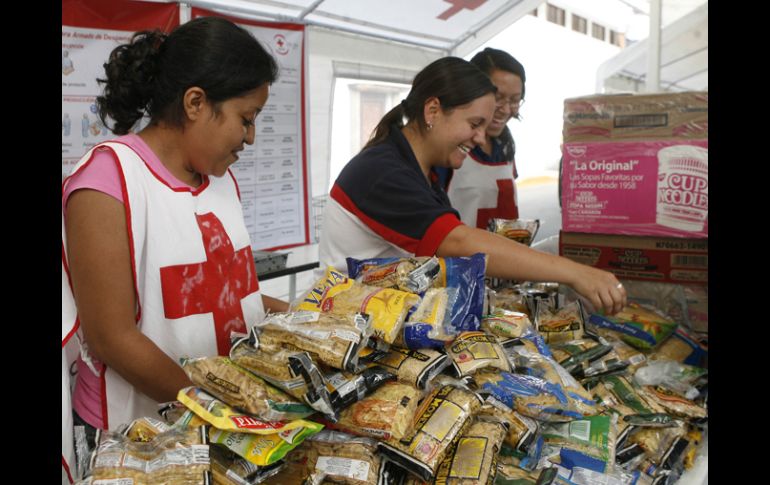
xmin=229 ymin=327 xmax=311 ymax=400
xmin=428 ymin=416 xmax=508 ymax=485
xmin=294 ymin=267 xmax=419 ymax=345
xmin=253 ymin=310 xmax=373 ymax=373
xmin=445 ymin=331 xmax=513 ymax=378
xmin=505 ymin=339 xmax=600 ymax=418
xmin=372 ymin=345 xmax=450 ymax=390
xmin=209 ymin=444 xmax=284 ymax=485
xmin=346 ymin=256 xmax=441 ymax=294
xmin=587 ymin=302 xmax=678 ymax=351
xmin=82 ymin=425 xmax=210 ymax=485
xmin=181 ymin=356 xmax=314 ymax=422
xmin=488 ymin=218 xmax=540 ymax=246
xmin=378 ymin=376 xmax=484 ymax=482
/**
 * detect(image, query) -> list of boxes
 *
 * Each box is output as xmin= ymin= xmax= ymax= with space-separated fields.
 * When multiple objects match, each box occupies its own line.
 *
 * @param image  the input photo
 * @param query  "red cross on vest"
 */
xmin=437 ymin=0 xmax=487 ymax=20
xmin=476 ymin=179 xmax=518 ymax=229
xmin=160 ymin=212 xmax=259 ymax=355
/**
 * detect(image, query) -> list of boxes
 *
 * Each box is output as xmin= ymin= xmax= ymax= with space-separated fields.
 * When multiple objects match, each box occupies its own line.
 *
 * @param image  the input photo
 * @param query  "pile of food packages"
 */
xmin=74 ymin=220 xmax=708 ymax=485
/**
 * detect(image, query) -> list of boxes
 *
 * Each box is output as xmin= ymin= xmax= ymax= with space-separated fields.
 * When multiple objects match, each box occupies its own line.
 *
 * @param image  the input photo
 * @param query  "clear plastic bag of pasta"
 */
xmin=82 ymin=425 xmax=210 ymax=484
xmin=488 ymin=218 xmax=540 ymax=246
xmin=209 ymin=444 xmax=285 ymax=485
xmin=181 ymin=356 xmax=314 ymax=422
xmin=229 ymin=328 xmax=311 ymax=400
xmin=346 ymin=256 xmax=441 ymax=294
xmin=294 ymin=267 xmax=419 ymax=345
xmin=323 ymin=380 xmax=423 ymax=441
xmin=430 ymin=416 xmax=508 ymax=485
xmin=253 ymin=310 xmax=373 ymax=372
xmin=377 ymin=376 xmax=484 ymax=482
xmin=348 ymin=254 xmax=488 ymax=347
xmin=445 ymin=331 xmax=513 ymax=378
xmin=373 ymin=345 xmax=450 ymax=390
xmin=506 ymin=335 xmax=600 ymax=417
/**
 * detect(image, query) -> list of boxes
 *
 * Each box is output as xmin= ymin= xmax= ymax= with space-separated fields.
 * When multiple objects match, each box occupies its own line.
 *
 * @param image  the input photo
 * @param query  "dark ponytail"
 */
xmin=97 ymin=16 xmax=279 ymax=135
xmin=364 ymin=56 xmax=496 ymax=150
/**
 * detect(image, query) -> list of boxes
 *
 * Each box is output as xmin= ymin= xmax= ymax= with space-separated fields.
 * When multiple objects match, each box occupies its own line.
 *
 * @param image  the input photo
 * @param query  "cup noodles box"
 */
xmin=561 ymin=139 xmax=708 ymax=238
xmin=559 ymin=231 xmax=707 ymax=285
xmin=563 ymin=91 xmax=707 ymax=143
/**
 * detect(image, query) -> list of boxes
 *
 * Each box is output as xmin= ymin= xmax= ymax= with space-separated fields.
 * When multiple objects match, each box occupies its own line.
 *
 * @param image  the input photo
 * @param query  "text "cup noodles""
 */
xmin=656 ymin=145 xmax=708 ymax=232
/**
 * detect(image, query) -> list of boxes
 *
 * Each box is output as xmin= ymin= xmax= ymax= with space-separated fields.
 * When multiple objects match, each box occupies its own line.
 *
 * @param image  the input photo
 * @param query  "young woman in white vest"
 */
xmin=320 ymin=56 xmax=626 ymax=322
xmin=437 ymin=47 xmax=526 ymax=229
xmin=61 ymin=17 xmax=288 ymax=481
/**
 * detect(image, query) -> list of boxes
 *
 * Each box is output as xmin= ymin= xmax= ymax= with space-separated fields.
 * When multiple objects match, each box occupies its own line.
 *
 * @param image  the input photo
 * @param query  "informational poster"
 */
xmin=62 ymin=2 xmax=310 ymax=251
xmin=193 ymin=8 xmax=310 ymax=250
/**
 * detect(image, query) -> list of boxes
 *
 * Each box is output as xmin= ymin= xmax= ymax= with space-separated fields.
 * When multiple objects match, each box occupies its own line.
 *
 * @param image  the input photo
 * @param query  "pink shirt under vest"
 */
xmin=64 ymin=134 xmax=196 ymax=429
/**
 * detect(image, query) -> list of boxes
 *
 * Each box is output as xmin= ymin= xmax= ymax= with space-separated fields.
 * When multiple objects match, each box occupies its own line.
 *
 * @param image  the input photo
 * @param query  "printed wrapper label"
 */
xmin=417 ymin=400 xmax=463 ymax=442
xmin=177 ymin=386 xmax=321 ymax=434
xmin=316 ymin=456 xmax=371 ymax=481
xmin=449 ymin=437 xmax=487 ymax=479
xmin=561 ymin=140 xmax=708 ymax=238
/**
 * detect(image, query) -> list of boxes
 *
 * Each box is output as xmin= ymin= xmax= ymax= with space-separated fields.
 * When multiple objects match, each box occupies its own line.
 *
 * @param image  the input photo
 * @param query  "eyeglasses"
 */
xmin=495 ymin=96 xmax=525 ymax=110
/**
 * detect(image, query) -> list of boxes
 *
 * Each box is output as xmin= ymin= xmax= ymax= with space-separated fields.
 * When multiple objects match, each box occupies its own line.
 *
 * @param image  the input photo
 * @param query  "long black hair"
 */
xmin=364 ymin=56 xmax=496 ymax=150
xmin=96 ymin=16 xmax=279 ymax=135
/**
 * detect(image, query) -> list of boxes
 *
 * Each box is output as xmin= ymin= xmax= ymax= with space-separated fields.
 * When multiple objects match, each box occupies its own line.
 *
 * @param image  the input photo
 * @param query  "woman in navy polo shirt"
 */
xmin=319 ymin=56 xmax=625 ymax=315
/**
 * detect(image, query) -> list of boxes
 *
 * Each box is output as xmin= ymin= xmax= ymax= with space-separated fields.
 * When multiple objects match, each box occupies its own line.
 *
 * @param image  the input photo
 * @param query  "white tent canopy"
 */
xmin=181 ymin=0 xmax=543 ymax=56
xmin=597 ymin=0 xmax=708 ymax=92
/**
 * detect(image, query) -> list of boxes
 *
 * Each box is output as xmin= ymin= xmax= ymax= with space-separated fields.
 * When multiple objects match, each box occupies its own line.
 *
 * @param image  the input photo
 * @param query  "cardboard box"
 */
xmin=559 ymin=231 xmax=707 ymax=285
xmin=561 ymin=139 xmax=708 ymax=238
xmin=563 ymin=91 xmax=708 ymax=143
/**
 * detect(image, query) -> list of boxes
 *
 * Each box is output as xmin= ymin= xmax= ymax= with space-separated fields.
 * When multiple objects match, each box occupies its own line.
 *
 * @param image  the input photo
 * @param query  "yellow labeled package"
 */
xmin=446 ymin=331 xmax=512 ymax=377
xmin=432 ymin=417 xmax=508 ymax=485
xmin=208 ymin=421 xmax=322 ymax=467
xmin=294 ymin=266 xmax=419 ymax=345
xmin=375 ymin=346 xmax=449 ymax=389
xmin=176 ymin=386 xmax=322 ymax=435
xmin=477 ymin=401 xmax=539 ymax=453
xmin=181 ymin=356 xmax=314 ymax=421
xmin=378 ymin=378 xmax=483 ymax=482
xmin=123 ymin=416 xmax=171 ymax=442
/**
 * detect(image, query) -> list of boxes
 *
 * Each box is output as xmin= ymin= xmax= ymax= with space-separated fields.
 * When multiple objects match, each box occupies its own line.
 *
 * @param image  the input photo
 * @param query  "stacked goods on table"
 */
xmin=558 ymin=91 xmax=708 ymax=362
xmin=74 ymin=255 xmax=707 ymax=485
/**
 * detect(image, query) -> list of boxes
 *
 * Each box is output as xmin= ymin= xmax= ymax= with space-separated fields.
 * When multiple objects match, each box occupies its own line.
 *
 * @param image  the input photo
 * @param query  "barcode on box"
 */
xmin=671 ymin=254 xmax=708 ymax=268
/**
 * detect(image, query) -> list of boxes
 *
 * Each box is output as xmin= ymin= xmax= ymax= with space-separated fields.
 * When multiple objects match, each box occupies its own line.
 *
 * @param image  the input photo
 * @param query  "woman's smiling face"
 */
xmin=429 ymin=92 xmax=496 ymax=169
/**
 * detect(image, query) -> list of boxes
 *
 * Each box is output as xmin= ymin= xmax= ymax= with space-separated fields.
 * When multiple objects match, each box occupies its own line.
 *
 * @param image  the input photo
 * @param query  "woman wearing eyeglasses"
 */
xmin=439 ymin=48 xmax=526 ymax=229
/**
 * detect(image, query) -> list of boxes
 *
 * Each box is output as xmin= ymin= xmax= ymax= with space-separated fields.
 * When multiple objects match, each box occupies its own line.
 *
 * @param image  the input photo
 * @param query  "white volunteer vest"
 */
xmin=447 ymin=152 xmax=518 ymax=229
xmin=62 ymin=142 xmax=264 ymax=480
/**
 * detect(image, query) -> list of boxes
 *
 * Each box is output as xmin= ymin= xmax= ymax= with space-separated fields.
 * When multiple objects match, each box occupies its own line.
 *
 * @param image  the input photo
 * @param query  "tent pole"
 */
xmin=646 ymin=0 xmax=662 ymax=92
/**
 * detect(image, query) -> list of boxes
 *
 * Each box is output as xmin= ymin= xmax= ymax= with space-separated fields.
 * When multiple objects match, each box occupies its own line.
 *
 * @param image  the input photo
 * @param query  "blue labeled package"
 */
xmin=347 ymin=254 xmax=487 ymax=349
